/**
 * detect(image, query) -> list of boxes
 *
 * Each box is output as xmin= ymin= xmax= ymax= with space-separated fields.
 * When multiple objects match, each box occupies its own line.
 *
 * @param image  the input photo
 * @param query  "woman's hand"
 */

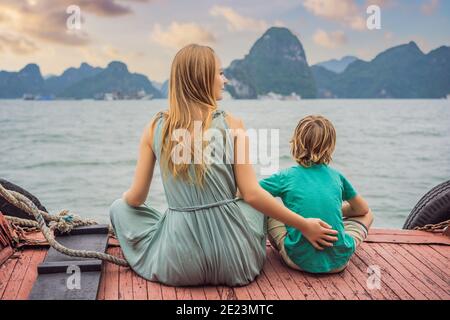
xmin=302 ymin=218 xmax=338 ymax=250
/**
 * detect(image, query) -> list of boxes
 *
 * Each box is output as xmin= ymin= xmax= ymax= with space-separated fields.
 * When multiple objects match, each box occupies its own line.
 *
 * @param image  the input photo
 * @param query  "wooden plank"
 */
xmin=218 ymin=286 xmax=237 ymax=300
xmin=372 ymin=243 xmax=440 ymax=300
xmin=103 ymin=247 xmax=120 ymax=300
xmin=314 ymin=274 xmax=346 ymax=300
xmin=189 ymin=287 xmax=206 ymax=300
xmin=347 ymin=253 xmax=393 ymax=300
xmin=362 ymin=243 xmax=427 ymax=301
xmin=261 ymin=250 xmax=292 ymax=300
xmin=147 ymin=281 xmax=163 ymax=300
xmin=29 ymin=271 xmax=102 ymax=300
xmin=176 ymin=287 xmax=192 ymax=300
xmin=243 ymin=274 xmax=265 ymax=300
xmin=132 ymin=274 xmax=148 ymax=300
xmin=429 ymin=244 xmax=450 ymax=259
xmin=94 ymin=231 xmax=449 ymax=301
xmin=29 ymin=225 xmax=109 ymax=300
xmin=326 ymin=271 xmax=360 ymax=300
xmin=0 ymin=255 xmax=19 ymax=299
xmin=56 ymin=225 xmax=109 ymax=236
xmin=16 ymin=248 xmax=47 ymax=300
xmin=420 ymin=245 xmax=450 ymax=275
xmin=203 ymin=286 xmax=221 ymax=300
xmin=282 ymin=261 xmax=321 ymax=300
xmin=302 ymin=273 xmax=334 ymax=300
xmin=266 ymin=248 xmax=304 ymax=300
xmin=161 ymin=284 xmax=177 ymax=300
xmin=118 ymin=249 xmax=133 ymax=300
xmin=108 ymin=237 xmax=120 ymax=247
xmin=367 ymin=229 xmax=450 ymax=245
xmin=255 ymin=268 xmax=279 ymax=300
xmin=96 ymin=258 xmax=107 ymax=300
xmin=380 ymin=243 xmax=449 ymax=297
xmin=0 ymin=247 xmax=14 ymax=266
xmin=401 ymin=244 xmax=449 ymax=279
xmin=37 ymin=260 xmax=102 ymax=274
xmin=356 ymin=245 xmax=413 ymax=299
xmin=423 ymin=246 xmax=450 ymax=276
xmin=366 ymin=234 xmax=450 ymax=245
xmin=231 ymin=286 xmax=250 ymax=300
xmin=265 ymin=244 xmax=320 ymax=300
xmin=370 ymin=228 xmax=449 ymax=237
xmin=2 ymin=249 xmax=33 ymax=299
xmin=342 ymin=260 xmax=376 ymax=300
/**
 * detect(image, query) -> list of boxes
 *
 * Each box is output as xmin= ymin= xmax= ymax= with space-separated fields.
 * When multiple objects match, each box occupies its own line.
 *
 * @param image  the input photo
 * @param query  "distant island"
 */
xmin=0 ymin=27 xmax=449 ymax=100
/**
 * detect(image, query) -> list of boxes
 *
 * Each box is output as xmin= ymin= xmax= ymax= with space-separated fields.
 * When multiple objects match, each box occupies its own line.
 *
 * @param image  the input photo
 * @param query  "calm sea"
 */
xmin=1 ymin=99 xmax=449 ymax=228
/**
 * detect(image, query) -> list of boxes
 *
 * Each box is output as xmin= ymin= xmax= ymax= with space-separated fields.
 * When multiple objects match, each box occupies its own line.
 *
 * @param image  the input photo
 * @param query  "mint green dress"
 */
xmin=109 ymin=110 xmax=267 ymax=286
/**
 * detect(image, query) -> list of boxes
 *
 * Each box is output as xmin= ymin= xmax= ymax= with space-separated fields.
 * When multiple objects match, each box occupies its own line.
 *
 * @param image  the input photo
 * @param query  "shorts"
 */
xmin=267 ymin=217 xmax=368 ymax=273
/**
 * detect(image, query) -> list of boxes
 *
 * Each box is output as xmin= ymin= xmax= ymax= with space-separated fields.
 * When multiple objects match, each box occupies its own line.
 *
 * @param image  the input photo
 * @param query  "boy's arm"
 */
xmin=342 ymin=195 xmax=370 ymax=217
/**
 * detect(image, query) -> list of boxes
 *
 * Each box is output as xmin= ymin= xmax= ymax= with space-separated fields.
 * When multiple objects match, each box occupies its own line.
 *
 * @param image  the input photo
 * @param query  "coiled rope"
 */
xmin=0 ymin=183 xmax=128 ymax=266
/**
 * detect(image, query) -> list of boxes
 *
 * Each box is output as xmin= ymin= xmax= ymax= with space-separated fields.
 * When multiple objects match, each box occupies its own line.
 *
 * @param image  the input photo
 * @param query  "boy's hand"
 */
xmin=302 ymin=218 xmax=338 ymax=250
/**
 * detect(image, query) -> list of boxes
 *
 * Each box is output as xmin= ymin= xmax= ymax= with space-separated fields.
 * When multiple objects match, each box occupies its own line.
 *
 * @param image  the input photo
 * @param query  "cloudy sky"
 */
xmin=0 ymin=0 xmax=449 ymax=82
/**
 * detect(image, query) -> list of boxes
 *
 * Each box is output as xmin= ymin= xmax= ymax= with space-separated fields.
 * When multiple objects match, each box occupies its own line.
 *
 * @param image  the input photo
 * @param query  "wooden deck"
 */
xmin=1 ymin=229 xmax=449 ymax=300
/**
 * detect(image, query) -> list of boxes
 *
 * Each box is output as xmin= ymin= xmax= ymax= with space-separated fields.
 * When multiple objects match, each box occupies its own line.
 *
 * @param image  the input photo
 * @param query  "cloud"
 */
xmin=273 ymin=20 xmax=287 ymax=28
xmin=302 ymin=0 xmax=366 ymax=31
xmin=0 ymin=32 xmax=38 ymax=55
xmin=150 ymin=22 xmax=216 ymax=49
xmin=384 ymin=31 xmax=394 ymax=40
xmin=366 ymin=0 xmax=395 ymax=7
xmin=0 ymin=0 xmax=152 ymax=47
xmin=421 ymin=0 xmax=439 ymax=15
xmin=313 ymin=29 xmax=347 ymax=48
xmin=209 ymin=5 xmax=268 ymax=32
xmin=78 ymin=44 xmax=127 ymax=66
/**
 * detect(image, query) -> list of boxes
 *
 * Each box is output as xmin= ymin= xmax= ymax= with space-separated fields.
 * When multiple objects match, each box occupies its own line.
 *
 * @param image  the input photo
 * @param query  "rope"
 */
xmin=0 ymin=183 xmax=128 ymax=266
xmin=5 ymin=215 xmax=40 ymax=229
xmin=413 ymin=219 xmax=450 ymax=233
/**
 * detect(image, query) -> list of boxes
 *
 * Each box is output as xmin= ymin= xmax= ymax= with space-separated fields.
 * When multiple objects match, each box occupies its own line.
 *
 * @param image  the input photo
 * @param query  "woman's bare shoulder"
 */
xmin=145 ymin=111 xmax=167 ymax=147
xmin=224 ymin=111 xmax=245 ymax=130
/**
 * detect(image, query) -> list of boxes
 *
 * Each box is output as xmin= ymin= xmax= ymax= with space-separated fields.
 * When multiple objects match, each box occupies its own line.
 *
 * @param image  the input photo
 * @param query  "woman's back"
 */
xmin=109 ymin=109 xmax=267 ymax=286
xmin=153 ymin=110 xmax=237 ymax=209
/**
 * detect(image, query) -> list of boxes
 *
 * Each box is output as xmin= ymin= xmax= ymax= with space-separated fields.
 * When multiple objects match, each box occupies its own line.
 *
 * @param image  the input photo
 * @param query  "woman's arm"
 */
xmin=122 ymin=119 xmax=157 ymax=207
xmin=227 ymin=114 xmax=338 ymax=250
xmin=342 ymin=195 xmax=370 ymax=217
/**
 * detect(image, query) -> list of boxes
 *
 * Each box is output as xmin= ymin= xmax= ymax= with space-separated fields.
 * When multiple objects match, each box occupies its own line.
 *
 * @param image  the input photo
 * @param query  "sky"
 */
xmin=0 ymin=0 xmax=449 ymax=82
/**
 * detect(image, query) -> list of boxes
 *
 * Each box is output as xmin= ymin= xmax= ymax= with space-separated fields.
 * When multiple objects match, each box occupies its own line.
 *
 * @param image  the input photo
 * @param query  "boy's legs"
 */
xmin=344 ymin=209 xmax=373 ymax=247
xmin=267 ymin=217 xmax=285 ymax=250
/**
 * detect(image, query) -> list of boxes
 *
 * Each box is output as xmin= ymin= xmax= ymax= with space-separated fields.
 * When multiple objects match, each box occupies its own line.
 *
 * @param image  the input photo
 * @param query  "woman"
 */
xmin=109 ymin=44 xmax=338 ymax=286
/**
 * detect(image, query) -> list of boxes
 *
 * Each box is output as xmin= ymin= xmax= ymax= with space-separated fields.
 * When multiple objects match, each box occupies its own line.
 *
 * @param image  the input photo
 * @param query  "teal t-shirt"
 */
xmin=259 ymin=164 xmax=358 ymax=273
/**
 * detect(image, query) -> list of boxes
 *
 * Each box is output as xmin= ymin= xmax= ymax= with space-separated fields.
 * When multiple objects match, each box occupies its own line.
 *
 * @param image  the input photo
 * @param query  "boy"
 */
xmin=260 ymin=115 xmax=373 ymax=273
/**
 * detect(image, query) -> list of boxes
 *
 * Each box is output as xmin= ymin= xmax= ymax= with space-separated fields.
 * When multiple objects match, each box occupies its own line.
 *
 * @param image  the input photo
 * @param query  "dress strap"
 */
xmin=211 ymin=109 xmax=230 ymax=130
xmin=152 ymin=112 xmax=166 ymax=158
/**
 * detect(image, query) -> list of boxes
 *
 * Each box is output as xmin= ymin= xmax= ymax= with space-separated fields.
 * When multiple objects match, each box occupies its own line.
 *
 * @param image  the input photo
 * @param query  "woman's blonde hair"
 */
xmin=159 ymin=44 xmax=218 ymax=185
xmin=290 ymin=115 xmax=336 ymax=167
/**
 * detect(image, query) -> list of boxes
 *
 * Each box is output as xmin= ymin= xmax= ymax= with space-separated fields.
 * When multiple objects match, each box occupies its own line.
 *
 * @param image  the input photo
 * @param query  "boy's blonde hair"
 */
xmin=290 ymin=115 xmax=336 ymax=167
